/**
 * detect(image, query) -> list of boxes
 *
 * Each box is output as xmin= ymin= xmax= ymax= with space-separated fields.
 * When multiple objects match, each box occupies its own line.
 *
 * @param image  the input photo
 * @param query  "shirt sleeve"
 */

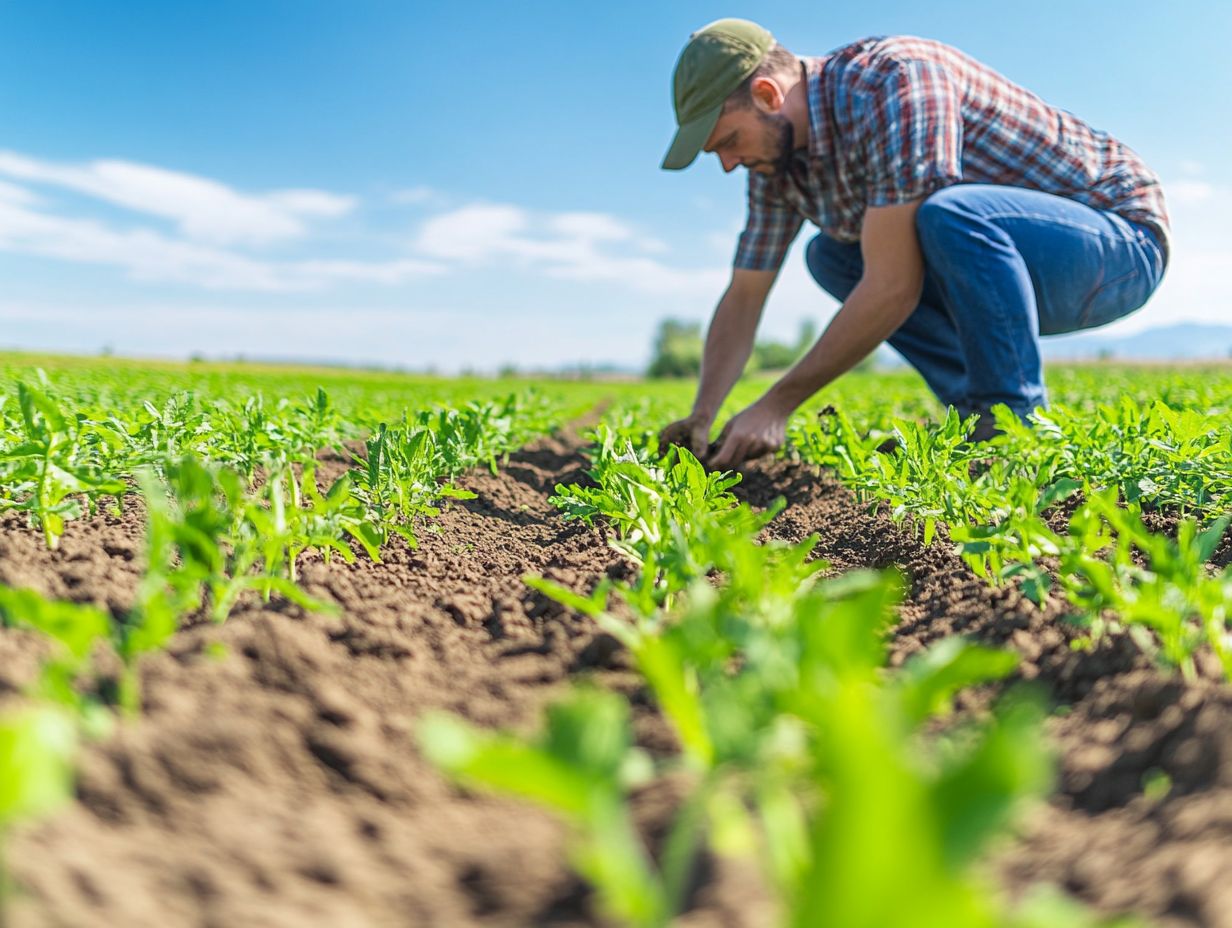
xmin=732 ymin=172 xmax=804 ymax=271
xmin=857 ymin=58 xmax=964 ymax=207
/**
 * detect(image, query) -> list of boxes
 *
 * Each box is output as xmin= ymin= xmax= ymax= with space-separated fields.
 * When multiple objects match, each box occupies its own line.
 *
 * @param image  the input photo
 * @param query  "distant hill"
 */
xmin=1042 ymin=323 xmax=1232 ymax=361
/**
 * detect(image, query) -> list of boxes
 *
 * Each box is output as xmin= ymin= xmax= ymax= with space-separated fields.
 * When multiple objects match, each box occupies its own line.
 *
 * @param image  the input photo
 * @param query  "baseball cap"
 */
xmin=661 ymin=18 xmax=774 ymax=171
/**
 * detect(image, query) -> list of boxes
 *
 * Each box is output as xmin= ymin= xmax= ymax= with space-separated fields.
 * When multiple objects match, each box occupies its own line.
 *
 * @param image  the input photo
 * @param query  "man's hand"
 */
xmin=658 ymin=412 xmax=713 ymax=459
xmin=708 ymin=398 xmax=790 ymax=470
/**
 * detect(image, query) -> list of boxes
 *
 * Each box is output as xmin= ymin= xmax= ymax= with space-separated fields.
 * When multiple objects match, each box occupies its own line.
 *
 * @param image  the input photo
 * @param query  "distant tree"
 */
xmin=647 ymin=318 xmax=704 ymax=378
xmin=750 ymin=339 xmax=797 ymax=371
xmin=750 ymin=319 xmax=820 ymax=372
xmin=648 ymin=315 xmax=879 ymax=380
xmin=795 ymin=319 xmax=818 ymax=354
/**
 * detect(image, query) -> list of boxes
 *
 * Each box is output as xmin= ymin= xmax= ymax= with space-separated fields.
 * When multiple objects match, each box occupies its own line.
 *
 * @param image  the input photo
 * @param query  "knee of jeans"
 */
xmin=805 ymin=234 xmax=860 ymax=299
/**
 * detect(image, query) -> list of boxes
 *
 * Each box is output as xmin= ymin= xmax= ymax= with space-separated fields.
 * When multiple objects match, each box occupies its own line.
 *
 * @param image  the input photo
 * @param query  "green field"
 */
xmin=1 ymin=352 xmax=1230 ymax=927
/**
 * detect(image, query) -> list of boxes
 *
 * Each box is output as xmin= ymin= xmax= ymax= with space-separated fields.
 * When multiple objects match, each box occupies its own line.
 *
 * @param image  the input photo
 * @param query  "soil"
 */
xmin=3 ymin=433 xmax=1231 ymax=928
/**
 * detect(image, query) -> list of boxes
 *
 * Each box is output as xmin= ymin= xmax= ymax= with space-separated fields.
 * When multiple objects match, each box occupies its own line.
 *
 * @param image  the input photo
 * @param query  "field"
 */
xmin=1 ymin=353 xmax=1231 ymax=928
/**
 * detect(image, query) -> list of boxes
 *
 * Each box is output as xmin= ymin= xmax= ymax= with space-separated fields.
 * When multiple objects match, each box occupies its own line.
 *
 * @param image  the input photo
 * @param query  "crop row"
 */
xmin=421 ymin=408 xmax=1128 ymax=927
xmin=787 ymin=401 xmax=1232 ymax=679
xmin=0 ymin=376 xmax=577 ymax=899
xmin=0 ymin=370 xmax=591 ymax=548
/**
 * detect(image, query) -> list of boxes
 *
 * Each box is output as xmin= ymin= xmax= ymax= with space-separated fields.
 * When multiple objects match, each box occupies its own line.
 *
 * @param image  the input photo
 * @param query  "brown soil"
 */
xmin=740 ymin=460 xmax=1232 ymax=928
xmin=3 ymin=439 xmax=1230 ymax=927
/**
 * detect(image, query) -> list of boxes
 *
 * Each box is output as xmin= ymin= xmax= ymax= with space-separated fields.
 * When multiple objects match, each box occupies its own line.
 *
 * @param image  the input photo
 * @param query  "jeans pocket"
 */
xmin=1077 ymin=265 xmax=1145 ymax=331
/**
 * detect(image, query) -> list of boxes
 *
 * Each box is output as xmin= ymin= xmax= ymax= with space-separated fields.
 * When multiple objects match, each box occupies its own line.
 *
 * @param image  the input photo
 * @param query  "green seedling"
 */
xmin=420 ymin=690 xmax=666 ymax=928
xmin=0 ymin=587 xmax=111 ymax=727
xmin=0 ymin=705 xmax=76 ymax=921
xmin=1061 ymin=490 xmax=1232 ymax=678
xmin=0 ymin=381 xmax=125 ymax=548
xmin=952 ymin=476 xmax=1080 ymax=606
xmin=511 ymin=408 xmax=1087 ymax=928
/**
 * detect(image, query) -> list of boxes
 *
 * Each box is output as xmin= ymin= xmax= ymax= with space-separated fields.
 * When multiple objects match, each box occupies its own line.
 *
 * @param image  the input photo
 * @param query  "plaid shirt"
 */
xmin=734 ymin=36 xmax=1170 ymax=271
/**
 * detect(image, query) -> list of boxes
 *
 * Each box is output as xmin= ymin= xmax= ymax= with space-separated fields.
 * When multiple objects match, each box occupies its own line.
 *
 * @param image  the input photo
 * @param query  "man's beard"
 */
xmin=745 ymin=112 xmax=795 ymax=176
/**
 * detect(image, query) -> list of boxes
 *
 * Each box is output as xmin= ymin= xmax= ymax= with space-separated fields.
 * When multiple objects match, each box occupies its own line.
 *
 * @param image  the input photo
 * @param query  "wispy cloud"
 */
xmin=0 ymin=188 xmax=443 ymax=291
xmin=0 ymin=179 xmax=38 ymax=206
xmin=1169 ymin=180 xmax=1215 ymax=206
xmin=412 ymin=203 xmax=724 ymax=296
xmin=0 ymin=150 xmax=725 ymax=298
xmin=0 ymin=151 xmax=353 ymax=246
xmin=390 ymin=186 xmax=439 ymax=206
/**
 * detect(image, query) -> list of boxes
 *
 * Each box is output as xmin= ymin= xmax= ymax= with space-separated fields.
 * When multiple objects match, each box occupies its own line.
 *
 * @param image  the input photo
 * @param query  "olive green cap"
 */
xmin=662 ymin=18 xmax=773 ymax=171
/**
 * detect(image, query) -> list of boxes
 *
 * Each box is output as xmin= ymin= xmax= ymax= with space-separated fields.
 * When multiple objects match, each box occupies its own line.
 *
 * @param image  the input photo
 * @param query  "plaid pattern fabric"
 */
xmin=734 ymin=36 xmax=1171 ymax=271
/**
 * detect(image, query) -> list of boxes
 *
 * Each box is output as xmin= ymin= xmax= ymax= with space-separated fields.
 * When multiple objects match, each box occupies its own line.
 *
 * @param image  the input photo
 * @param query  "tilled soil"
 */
xmin=3 ymin=435 xmax=1231 ymax=927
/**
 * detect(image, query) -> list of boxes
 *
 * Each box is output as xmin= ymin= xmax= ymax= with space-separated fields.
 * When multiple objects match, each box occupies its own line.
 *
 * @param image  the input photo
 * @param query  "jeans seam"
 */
xmin=978 ymin=211 xmax=1133 ymax=245
xmin=1078 ymin=268 xmax=1142 ymax=328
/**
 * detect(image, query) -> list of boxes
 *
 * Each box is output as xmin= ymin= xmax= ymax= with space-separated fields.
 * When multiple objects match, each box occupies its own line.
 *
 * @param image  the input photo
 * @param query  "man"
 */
xmin=657 ymin=19 xmax=1169 ymax=469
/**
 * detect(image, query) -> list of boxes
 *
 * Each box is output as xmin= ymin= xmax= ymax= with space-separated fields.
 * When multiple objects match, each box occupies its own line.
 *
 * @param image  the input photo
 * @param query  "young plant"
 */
xmin=420 ymin=690 xmax=667 ymax=928
xmin=0 ymin=381 xmax=125 ymax=548
xmin=0 ymin=706 xmax=76 ymax=919
xmin=0 ymin=587 xmax=111 ymax=727
xmin=1060 ymin=490 xmax=1232 ymax=677
xmin=951 ymin=477 xmax=1080 ymax=606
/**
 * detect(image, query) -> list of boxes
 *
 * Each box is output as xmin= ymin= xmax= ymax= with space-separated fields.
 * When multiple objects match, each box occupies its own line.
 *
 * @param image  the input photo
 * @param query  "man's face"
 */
xmin=702 ymin=104 xmax=795 ymax=177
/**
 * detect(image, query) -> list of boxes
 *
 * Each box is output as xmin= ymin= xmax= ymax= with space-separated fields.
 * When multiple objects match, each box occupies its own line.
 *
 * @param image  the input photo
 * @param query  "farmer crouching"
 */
xmin=657 ymin=19 xmax=1169 ymax=468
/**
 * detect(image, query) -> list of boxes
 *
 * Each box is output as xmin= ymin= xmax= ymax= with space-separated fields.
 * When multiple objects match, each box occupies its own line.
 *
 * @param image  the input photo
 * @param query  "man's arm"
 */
xmin=763 ymin=200 xmax=926 ymax=412
xmin=708 ymin=200 xmax=926 ymax=467
xmin=659 ymin=267 xmax=778 ymax=457
xmin=694 ymin=267 xmax=779 ymax=418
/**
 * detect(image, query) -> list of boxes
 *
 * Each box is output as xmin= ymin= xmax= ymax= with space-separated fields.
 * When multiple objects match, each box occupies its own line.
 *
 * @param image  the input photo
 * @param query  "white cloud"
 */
xmin=636 ymin=238 xmax=671 ymax=255
xmin=290 ymin=258 xmax=446 ymax=286
xmin=0 ymin=149 xmax=728 ymax=301
xmin=0 ymin=195 xmax=443 ymax=291
xmin=0 ymin=151 xmax=354 ymax=246
xmin=0 ymin=153 xmax=726 ymax=301
xmin=411 ymin=202 xmax=724 ymax=296
xmin=0 ymin=180 xmax=37 ymax=206
xmin=264 ymin=188 xmax=354 ymax=217
xmin=1168 ymin=180 xmax=1215 ymax=205
xmin=391 ymin=186 xmax=438 ymax=206
xmin=547 ymin=211 xmax=634 ymax=241
xmin=415 ymin=204 xmax=528 ymax=261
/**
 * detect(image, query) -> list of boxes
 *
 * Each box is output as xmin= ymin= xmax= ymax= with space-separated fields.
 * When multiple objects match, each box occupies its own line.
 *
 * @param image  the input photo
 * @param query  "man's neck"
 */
xmin=783 ymin=57 xmax=811 ymax=153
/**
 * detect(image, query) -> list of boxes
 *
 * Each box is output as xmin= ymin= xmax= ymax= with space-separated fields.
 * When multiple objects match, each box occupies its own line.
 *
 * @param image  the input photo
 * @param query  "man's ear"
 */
xmin=749 ymin=75 xmax=785 ymax=113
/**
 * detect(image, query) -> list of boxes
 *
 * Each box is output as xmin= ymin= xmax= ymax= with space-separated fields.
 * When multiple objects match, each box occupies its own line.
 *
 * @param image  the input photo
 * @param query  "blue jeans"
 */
xmin=805 ymin=184 xmax=1168 ymax=418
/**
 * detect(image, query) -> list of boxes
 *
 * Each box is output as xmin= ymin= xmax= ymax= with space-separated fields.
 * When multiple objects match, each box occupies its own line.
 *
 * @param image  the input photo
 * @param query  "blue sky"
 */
xmin=0 ymin=1 xmax=1228 ymax=371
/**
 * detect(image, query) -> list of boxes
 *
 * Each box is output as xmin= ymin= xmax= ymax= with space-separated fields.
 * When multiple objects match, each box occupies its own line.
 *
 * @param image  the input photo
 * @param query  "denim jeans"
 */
xmin=804 ymin=184 xmax=1168 ymax=419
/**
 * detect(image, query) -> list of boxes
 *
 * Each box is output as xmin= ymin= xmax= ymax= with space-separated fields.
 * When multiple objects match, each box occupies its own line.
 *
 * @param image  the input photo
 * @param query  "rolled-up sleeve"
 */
xmin=733 ymin=173 xmax=804 ymax=271
xmin=859 ymin=58 xmax=963 ymax=207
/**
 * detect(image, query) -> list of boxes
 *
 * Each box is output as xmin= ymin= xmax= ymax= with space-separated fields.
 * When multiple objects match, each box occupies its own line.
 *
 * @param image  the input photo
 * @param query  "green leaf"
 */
xmin=930 ymin=693 xmax=1052 ymax=868
xmin=635 ymin=635 xmax=713 ymax=768
xmin=523 ymin=575 xmax=611 ymax=619
xmin=0 ymin=586 xmax=110 ymax=661
xmin=1197 ymin=515 xmax=1230 ymax=564
xmin=0 ymin=707 xmax=76 ymax=829
xmin=897 ymin=639 xmax=1021 ymax=724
